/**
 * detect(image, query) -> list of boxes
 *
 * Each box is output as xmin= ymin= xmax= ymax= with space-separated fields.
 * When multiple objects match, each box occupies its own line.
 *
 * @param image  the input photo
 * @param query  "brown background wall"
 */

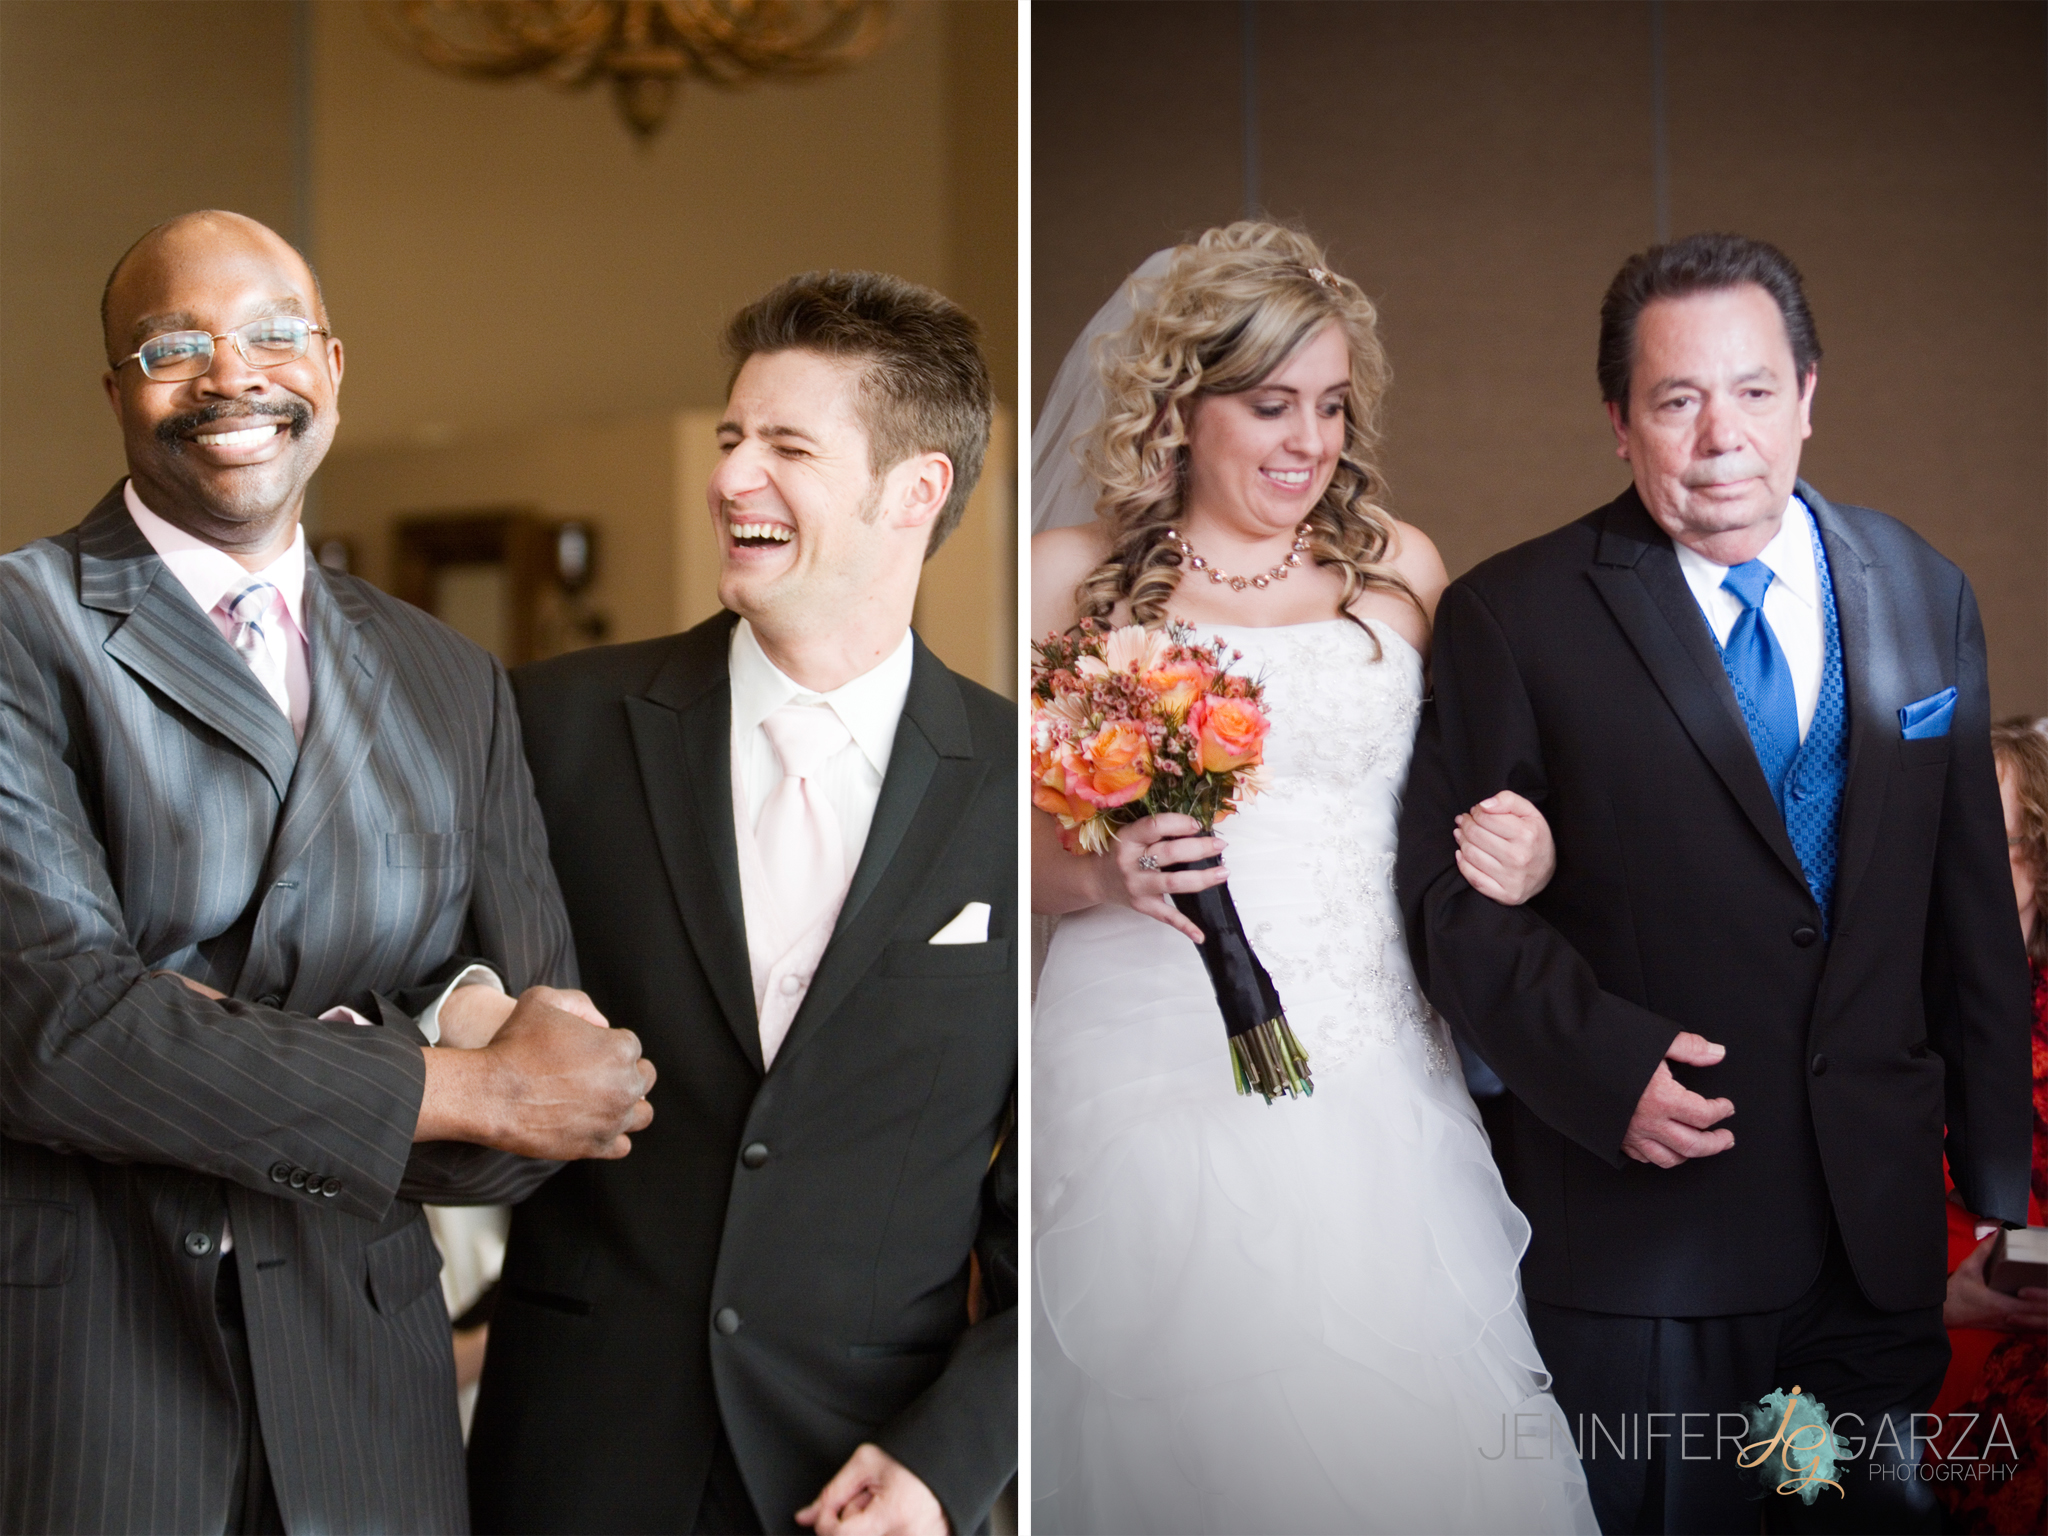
xmin=1034 ymin=0 xmax=2046 ymax=716
xmin=0 ymin=0 xmax=1016 ymax=689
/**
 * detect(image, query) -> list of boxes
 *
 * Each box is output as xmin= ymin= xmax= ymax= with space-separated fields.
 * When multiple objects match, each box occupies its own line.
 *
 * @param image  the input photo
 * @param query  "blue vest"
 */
xmin=1713 ymin=514 xmax=1849 ymax=930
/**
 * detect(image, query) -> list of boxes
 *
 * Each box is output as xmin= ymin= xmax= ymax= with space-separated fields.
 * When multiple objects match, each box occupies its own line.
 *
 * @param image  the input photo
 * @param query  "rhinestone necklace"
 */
xmin=1167 ymin=522 xmax=1310 ymax=592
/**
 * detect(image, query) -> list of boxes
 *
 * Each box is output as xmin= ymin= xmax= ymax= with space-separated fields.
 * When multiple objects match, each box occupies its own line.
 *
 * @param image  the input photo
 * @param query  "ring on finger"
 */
xmin=1137 ymin=854 xmax=1160 ymax=871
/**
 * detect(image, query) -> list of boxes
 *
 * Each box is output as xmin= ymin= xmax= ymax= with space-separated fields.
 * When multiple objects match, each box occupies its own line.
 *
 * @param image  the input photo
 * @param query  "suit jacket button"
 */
xmin=258 ymin=993 xmax=283 ymax=1008
xmin=1811 ymin=1053 xmax=1828 ymax=1076
xmin=741 ymin=1143 xmax=769 ymax=1169
xmin=714 ymin=1307 xmax=742 ymax=1335
xmin=269 ymin=1161 xmax=293 ymax=1183
xmin=1791 ymin=925 xmax=1819 ymax=948
xmin=318 ymin=1177 xmax=341 ymax=1197
xmin=288 ymin=1168 xmax=308 ymax=1189
xmin=183 ymin=1231 xmax=213 ymax=1257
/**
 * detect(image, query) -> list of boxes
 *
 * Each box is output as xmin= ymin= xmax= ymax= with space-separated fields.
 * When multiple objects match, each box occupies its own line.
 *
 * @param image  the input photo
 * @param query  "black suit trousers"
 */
xmin=1528 ymin=1221 xmax=1948 ymax=1536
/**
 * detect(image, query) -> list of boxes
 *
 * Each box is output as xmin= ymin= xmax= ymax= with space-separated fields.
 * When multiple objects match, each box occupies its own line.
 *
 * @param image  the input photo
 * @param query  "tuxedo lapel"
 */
xmin=80 ymin=486 xmax=299 ymax=801
xmin=1802 ymin=482 xmax=1888 ymax=928
xmin=264 ymin=567 xmax=390 ymax=884
xmin=772 ymin=637 xmax=985 ymax=1071
xmin=627 ymin=615 xmax=762 ymax=1073
xmin=1587 ymin=490 xmax=1807 ymax=889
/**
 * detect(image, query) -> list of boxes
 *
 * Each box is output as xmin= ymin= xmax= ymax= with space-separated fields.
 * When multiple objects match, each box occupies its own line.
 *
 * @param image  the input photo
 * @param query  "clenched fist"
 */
xmin=415 ymin=986 xmax=655 ymax=1158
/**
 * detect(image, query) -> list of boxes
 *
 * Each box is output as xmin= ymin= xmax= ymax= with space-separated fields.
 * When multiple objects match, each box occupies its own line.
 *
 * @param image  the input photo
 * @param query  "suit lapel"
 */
xmin=627 ymin=614 xmax=762 ymax=1073
xmin=80 ymin=487 xmax=299 ymax=801
xmin=773 ymin=636 xmax=986 ymax=1071
xmin=264 ymin=566 xmax=390 ymax=883
xmin=1802 ymin=481 xmax=1887 ymax=927
xmin=1586 ymin=489 xmax=1807 ymax=889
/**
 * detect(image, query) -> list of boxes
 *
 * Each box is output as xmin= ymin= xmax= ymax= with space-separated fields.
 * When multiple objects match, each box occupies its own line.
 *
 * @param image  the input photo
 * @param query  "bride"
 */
xmin=1030 ymin=224 xmax=1597 ymax=1535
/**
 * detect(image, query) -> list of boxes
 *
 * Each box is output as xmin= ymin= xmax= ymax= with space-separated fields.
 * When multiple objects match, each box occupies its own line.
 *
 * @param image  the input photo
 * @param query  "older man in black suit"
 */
xmin=0 ymin=211 xmax=654 ymax=1534
xmin=470 ymin=272 xmax=1015 ymax=1536
xmin=1398 ymin=234 xmax=2032 ymax=1534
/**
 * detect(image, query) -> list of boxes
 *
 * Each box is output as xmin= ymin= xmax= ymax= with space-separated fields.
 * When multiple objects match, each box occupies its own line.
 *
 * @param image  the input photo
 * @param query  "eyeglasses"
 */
xmin=114 ymin=315 xmax=331 ymax=382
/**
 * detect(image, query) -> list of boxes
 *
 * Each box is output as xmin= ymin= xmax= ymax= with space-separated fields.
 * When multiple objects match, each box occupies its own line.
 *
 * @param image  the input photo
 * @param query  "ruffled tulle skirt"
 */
xmin=1032 ymin=903 xmax=1596 ymax=1536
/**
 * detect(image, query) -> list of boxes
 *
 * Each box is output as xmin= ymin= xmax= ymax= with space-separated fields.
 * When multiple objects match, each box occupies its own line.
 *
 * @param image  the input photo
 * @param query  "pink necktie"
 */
xmin=757 ymin=703 xmax=853 ymax=935
xmin=219 ymin=577 xmax=290 ymax=720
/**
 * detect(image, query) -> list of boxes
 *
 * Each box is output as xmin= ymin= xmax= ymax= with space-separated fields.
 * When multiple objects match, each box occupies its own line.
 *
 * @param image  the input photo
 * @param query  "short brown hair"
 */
xmin=723 ymin=271 xmax=992 ymax=557
xmin=1598 ymin=233 xmax=1822 ymax=418
xmin=1993 ymin=717 xmax=2048 ymax=966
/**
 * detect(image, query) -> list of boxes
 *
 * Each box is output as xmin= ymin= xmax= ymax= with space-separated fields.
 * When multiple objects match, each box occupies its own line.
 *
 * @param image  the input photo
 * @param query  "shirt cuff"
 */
xmin=415 ymin=964 xmax=506 ymax=1047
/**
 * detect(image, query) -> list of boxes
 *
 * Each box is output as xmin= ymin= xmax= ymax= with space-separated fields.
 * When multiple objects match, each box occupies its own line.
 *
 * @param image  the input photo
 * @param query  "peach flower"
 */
xmin=1143 ymin=657 xmax=1214 ymax=717
xmin=1032 ymin=745 xmax=1095 ymax=823
xmin=1069 ymin=719 xmax=1153 ymax=809
xmin=1191 ymin=695 xmax=1269 ymax=774
xmin=1076 ymin=624 xmax=1170 ymax=678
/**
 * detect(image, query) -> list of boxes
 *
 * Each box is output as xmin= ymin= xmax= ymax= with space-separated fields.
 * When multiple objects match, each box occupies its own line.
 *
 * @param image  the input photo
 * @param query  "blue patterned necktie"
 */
xmin=1721 ymin=559 xmax=1799 ymax=798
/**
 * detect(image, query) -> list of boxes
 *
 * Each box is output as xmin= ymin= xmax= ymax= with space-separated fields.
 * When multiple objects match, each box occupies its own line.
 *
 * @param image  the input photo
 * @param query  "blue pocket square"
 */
xmin=1899 ymin=687 xmax=1957 ymax=740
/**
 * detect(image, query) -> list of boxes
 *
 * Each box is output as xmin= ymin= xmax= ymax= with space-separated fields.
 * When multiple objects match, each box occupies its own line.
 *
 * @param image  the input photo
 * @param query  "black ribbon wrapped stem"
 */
xmin=1167 ymin=853 xmax=1313 ymax=1103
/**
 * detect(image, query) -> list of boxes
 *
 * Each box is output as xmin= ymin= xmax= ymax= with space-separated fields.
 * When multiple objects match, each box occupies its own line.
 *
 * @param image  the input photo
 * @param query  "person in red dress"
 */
xmin=1929 ymin=718 xmax=2048 ymax=1533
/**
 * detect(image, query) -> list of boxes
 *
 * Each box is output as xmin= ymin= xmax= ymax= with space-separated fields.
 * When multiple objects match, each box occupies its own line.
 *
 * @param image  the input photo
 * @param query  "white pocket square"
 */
xmin=928 ymin=901 xmax=990 ymax=945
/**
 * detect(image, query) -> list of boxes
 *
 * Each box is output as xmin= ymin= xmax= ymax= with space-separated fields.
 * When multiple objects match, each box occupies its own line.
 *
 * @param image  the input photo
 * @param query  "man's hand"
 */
xmin=1944 ymin=1229 xmax=2048 ymax=1331
xmin=1453 ymin=791 xmax=1555 ymax=906
xmin=795 ymin=1444 xmax=947 ymax=1536
xmin=1621 ymin=1032 xmax=1735 ymax=1168
xmin=153 ymin=970 xmax=226 ymax=1001
xmin=438 ymin=981 xmax=606 ymax=1049
xmin=415 ymin=986 xmax=654 ymax=1159
xmin=436 ymin=983 xmax=517 ymax=1049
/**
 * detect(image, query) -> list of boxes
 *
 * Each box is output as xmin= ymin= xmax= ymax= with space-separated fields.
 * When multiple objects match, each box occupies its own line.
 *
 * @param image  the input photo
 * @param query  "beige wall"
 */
xmin=0 ymin=0 xmax=298 ymax=544
xmin=1034 ymin=0 xmax=2046 ymax=715
xmin=2 ymin=0 xmax=1017 ymax=685
xmin=309 ymin=1 xmax=952 ymax=451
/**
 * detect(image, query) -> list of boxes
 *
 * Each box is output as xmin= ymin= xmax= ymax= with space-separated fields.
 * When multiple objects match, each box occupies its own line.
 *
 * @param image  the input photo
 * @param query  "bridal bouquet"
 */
xmin=1031 ymin=620 xmax=1312 ymax=1103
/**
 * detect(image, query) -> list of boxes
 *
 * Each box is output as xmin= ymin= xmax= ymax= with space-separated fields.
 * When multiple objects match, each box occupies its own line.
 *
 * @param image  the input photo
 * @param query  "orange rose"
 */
xmin=1191 ymin=695 xmax=1269 ymax=774
xmin=1070 ymin=719 xmax=1153 ymax=809
xmin=1143 ymin=657 xmax=1214 ymax=717
xmin=1032 ymin=745 xmax=1094 ymax=823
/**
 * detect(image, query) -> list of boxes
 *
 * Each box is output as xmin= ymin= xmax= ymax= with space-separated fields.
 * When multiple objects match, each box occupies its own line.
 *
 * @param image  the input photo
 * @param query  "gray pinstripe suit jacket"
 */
xmin=0 ymin=486 xmax=574 ymax=1534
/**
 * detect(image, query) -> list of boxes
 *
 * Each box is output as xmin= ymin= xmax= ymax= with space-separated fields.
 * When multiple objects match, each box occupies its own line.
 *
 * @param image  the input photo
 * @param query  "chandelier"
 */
xmin=381 ymin=1 xmax=893 ymax=140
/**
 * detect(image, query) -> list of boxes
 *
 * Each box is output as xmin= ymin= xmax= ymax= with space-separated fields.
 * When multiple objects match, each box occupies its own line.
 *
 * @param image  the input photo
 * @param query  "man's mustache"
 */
xmin=155 ymin=398 xmax=311 ymax=448
xmin=1682 ymin=452 xmax=1767 ymax=488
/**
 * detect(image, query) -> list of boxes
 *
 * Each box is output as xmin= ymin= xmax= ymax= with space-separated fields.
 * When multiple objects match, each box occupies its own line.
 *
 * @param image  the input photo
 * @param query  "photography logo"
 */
xmin=1737 ymin=1386 xmax=1845 ymax=1502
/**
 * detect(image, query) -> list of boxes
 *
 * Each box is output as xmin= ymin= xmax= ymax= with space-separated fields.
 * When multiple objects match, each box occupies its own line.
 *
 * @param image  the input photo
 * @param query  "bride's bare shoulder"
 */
xmin=1346 ymin=517 xmax=1450 ymax=656
xmin=1030 ymin=523 xmax=1113 ymax=637
xmin=1384 ymin=519 xmax=1449 ymax=614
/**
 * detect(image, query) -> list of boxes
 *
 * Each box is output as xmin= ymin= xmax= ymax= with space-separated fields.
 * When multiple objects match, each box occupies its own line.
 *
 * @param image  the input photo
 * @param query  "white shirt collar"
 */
xmin=1671 ymin=494 xmax=1818 ymax=612
xmin=728 ymin=617 xmax=915 ymax=779
xmin=124 ymin=479 xmax=309 ymax=631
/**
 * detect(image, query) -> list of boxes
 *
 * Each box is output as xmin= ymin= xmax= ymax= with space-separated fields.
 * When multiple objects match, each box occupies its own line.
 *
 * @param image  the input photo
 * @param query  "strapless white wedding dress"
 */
xmin=1032 ymin=619 xmax=1596 ymax=1536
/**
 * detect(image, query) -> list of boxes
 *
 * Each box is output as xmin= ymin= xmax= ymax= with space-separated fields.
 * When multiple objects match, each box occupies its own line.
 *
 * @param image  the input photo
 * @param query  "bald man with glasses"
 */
xmin=0 ymin=209 xmax=655 ymax=1534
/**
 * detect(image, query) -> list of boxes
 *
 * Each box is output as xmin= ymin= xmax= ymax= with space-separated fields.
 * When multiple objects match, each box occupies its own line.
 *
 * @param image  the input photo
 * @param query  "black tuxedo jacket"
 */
xmin=1396 ymin=481 xmax=2032 ymax=1318
xmin=0 ymin=487 xmax=570 ymax=1534
xmin=470 ymin=612 xmax=1016 ymax=1535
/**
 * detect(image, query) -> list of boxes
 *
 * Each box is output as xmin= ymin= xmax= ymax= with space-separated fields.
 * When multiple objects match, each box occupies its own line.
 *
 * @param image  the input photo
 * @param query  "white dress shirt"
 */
xmin=1673 ymin=495 xmax=1825 ymax=742
xmin=729 ymin=618 xmax=914 ymax=873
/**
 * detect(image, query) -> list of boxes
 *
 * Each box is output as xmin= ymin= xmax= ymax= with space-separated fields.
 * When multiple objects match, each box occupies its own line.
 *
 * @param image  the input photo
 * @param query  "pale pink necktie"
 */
xmin=219 ymin=577 xmax=290 ymax=720
xmin=757 ymin=703 xmax=853 ymax=935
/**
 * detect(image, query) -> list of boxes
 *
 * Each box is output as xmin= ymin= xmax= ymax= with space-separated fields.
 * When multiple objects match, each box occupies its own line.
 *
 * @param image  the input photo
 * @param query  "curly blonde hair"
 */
xmin=1992 ymin=717 xmax=2048 ymax=966
xmin=1073 ymin=222 xmax=1412 ymax=636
